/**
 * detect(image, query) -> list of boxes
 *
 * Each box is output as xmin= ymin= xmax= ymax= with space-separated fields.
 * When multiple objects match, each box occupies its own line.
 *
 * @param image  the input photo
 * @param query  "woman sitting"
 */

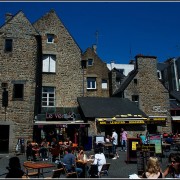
xmin=142 ymin=156 xmax=164 ymax=178
xmin=77 ymin=147 xmax=87 ymax=163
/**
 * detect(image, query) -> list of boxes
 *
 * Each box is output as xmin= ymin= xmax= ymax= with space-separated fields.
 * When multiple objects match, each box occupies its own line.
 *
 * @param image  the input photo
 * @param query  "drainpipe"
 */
xmin=173 ymin=58 xmax=179 ymax=91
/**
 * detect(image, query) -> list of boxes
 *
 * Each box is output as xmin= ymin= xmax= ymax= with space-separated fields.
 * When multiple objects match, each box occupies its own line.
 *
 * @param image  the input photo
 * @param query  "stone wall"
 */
xmin=124 ymin=55 xmax=171 ymax=133
xmin=0 ymin=11 xmax=37 ymax=152
xmin=82 ymin=47 xmax=110 ymax=97
xmin=33 ymin=10 xmax=83 ymax=108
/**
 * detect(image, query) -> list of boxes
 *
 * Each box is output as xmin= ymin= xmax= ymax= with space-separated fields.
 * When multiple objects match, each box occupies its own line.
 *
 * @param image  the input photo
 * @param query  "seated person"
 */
xmin=105 ymin=135 xmax=111 ymax=143
xmin=50 ymin=139 xmax=60 ymax=162
xmin=165 ymin=136 xmax=173 ymax=144
xmin=39 ymin=138 xmax=48 ymax=160
xmin=92 ymin=147 xmax=106 ymax=173
xmin=142 ymin=156 xmax=164 ymax=178
xmin=26 ymin=140 xmax=33 ymax=161
xmin=77 ymin=147 xmax=87 ymax=163
xmin=62 ymin=147 xmax=83 ymax=177
xmin=64 ymin=137 xmax=72 ymax=146
xmin=6 ymin=157 xmax=25 ymax=178
xmin=32 ymin=143 xmax=40 ymax=161
xmin=164 ymin=153 xmax=180 ymax=178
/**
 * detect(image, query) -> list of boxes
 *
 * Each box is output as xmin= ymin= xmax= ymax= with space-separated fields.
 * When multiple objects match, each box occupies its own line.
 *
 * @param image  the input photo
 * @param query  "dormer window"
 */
xmin=47 ymin=34 xmax=54 ymax=43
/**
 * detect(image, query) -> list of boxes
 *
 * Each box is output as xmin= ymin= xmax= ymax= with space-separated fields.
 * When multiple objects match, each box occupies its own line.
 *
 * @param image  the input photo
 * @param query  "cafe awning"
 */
xmin=145 ymin=116 xmax=167 ymax=124
xmin=34 ymin=120 xmax=90 ymax=127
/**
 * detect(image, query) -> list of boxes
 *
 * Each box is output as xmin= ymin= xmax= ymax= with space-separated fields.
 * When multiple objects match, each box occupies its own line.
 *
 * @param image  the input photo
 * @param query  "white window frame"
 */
xmin=87 ymin=77 xmax=96 ymax=89
xmin=42 ymin=55 xmax=56 ymax=73
xmin=102 ymin=79 xmax=107 ymax=89
xmin=47 ymin=34 xmax=55 ymax=43
xmin=42 ymin=87 xmax=55 ymax=107
xmin=87 ymin=59 xmax=93 ymax=66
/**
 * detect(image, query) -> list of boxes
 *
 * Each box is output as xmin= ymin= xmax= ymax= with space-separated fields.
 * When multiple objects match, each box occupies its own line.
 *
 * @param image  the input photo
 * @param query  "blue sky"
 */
xmin=1 ymin=2 xmax=180 ymax=64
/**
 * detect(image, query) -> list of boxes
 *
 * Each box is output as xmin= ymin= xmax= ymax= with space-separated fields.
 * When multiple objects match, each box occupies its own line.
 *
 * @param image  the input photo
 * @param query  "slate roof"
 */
xmin=112 ymin=69 xmax=138 ymax=96
xmin=169 ymin=90 xmax=180 ymax=102
xmin=157 ymin=62 xmax=168 ymax=71
xmin=170 ymin=99 xmax=180 ymax=110
xmin=77 ymin=97 xmax=147 ymax=118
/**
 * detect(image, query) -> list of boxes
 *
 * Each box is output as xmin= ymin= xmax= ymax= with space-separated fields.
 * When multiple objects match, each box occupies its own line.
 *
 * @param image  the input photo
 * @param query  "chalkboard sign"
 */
xmin=136 ymin=144 xmax=155 ymax=175
xmin=127 ymin=138 xmax=141 ymax=163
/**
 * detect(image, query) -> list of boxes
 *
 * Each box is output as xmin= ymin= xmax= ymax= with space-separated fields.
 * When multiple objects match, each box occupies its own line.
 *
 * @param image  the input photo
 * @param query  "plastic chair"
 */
xmin=99 ymin=163 xmax=111 ymax=177
xmin=88 ymin=164 xmax=99 ymax=178
xmin=66 ymin=171 xmax=78 ymax=178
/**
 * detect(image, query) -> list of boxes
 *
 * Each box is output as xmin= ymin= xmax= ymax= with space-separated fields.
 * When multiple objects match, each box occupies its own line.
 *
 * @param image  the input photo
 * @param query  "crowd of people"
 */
xmin=3 ymin=129 xmax=180 ymax=178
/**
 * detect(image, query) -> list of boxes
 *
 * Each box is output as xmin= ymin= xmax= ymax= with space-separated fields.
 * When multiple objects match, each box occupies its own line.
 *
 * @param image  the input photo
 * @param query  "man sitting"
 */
xmin=62 ymin=147 xmax=82 ymax=177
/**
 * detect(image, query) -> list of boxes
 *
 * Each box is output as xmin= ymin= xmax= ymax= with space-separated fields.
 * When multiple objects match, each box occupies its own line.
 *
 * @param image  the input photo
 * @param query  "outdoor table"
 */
xmin=23 ymin=161 xmax=55 ymax=178
xmin=175 ymin=142 xmax=180 ymax=152
xmin=103 ymin=143 xmax=112 ymax=158
xmin=76 ymin=159 xmax=94 ymax=178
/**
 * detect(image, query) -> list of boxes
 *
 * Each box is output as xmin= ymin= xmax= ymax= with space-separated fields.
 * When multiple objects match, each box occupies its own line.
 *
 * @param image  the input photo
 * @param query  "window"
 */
xmin=42 ymin=55 xmax=56 ymax=73
xmin=87 ymin=77 xmax=96 ymax=89
xmin=157 ymin=70 xmax=162 ymax=79
xmin=42 ymin=87 xmax=55 ymax=107
xmin=47 ymin=34 xmax=54 ymax=43
xmin=87 ymin=59 xmax=93 ymax=66
xmin=132 ymin=95 xmax=139 ymax=106
xmin=13 ymin=84 xmax=24 ymax=100
xmin=102 ymin=79 xmax=107 ymax=89
xmin=5 ymin=39 xmax=12 ymax=52
xmin=134 ymin=79 xmax=137 ymax=84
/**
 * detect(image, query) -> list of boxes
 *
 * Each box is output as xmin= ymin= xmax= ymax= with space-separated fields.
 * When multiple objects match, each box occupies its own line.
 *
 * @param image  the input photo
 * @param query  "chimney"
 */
xmin=5 ymin=13 xmax=13 ymax=23
xmin=92 ymin=44 xmax=97 ymax=54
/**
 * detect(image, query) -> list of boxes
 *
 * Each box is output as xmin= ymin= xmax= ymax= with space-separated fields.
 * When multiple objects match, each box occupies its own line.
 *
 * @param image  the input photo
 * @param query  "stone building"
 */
xmin=32 ymin=10 xmax=88 ymax=147
xmin=0 ymin=11 xmax=38 ymax=153
xmin=113 ymin=55 xmax=171 ymax=135
xmin=0 ymin=10 xmax=87 ymax=153
xmin=81 ymin=45 xmax=110 ymax=97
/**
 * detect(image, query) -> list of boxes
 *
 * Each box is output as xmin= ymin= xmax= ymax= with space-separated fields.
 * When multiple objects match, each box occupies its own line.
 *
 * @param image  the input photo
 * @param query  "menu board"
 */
xmin=127 ymin=138 xmax=141 ymax=163
xmin=136 ymin=145 xmax=155 ymax=175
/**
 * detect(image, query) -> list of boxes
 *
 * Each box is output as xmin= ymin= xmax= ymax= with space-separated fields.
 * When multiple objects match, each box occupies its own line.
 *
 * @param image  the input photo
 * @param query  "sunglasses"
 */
xmin=171 ymin=160 xmax=176 ymax=164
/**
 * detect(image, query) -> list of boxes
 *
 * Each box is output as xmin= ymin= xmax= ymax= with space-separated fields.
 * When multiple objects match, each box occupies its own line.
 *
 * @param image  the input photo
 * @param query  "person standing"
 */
xmin=120 ymin=128 xmax=127 ymax=151
xmin=111 ymin=129 xmax=119 ymax=159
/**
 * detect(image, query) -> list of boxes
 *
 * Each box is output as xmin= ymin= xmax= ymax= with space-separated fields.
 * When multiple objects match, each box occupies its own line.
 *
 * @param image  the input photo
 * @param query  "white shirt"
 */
xmin=112 ymin=131 xmax=118 ymax=145
xmin=93 ymin=153 xmax=106 ymax=172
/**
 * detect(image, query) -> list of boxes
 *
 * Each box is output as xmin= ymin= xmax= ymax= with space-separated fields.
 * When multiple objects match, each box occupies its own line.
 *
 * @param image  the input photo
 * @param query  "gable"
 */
xmin=0 ymin=11 xmax=38 ymax=37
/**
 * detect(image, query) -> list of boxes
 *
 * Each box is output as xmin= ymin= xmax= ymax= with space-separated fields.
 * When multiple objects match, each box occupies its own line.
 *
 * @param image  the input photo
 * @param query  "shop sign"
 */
xmin=56 ymin=124 xmax=67 ymax=128
xmin=46 ymin=112 xmax=75 ymax=121
xmin=147 ymin=117 xmax=166 ymax=121
xmin=98 ymin=120 xmax=144 ymax=125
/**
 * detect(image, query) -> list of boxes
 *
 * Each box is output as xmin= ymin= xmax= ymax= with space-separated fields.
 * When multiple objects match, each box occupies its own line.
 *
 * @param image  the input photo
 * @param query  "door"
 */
xmin=0 ymin=125 xmax=9 ymax=153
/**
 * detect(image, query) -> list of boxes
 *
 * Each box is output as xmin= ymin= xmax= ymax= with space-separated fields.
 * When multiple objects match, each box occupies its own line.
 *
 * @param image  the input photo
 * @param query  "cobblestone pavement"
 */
xmin=0 ymin=147 xmax=177 ymax=178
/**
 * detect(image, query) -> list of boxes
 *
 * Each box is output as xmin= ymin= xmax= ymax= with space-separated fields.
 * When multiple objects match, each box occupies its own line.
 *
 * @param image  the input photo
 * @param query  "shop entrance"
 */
xmin=0 ymin=125 xmax=9 ymax=153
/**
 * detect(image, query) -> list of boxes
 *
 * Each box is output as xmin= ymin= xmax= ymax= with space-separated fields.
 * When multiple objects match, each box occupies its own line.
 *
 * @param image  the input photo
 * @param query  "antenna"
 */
xmin=95 ymin=30 xmax=99 ymax=46
xmin=129 ymin=43 xmax=132 ymax=60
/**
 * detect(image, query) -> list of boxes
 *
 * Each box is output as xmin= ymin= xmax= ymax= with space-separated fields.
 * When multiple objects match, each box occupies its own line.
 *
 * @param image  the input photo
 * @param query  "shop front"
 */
xmin=95 ymin=116 xmax=147 ymax=140
xmin=146 ymin=116 xmax=167 ymax=134
xmin=171 ymin=116 xmax=180 ymax=133
xmin=33 ymin=121 xmax=90 ymax=148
